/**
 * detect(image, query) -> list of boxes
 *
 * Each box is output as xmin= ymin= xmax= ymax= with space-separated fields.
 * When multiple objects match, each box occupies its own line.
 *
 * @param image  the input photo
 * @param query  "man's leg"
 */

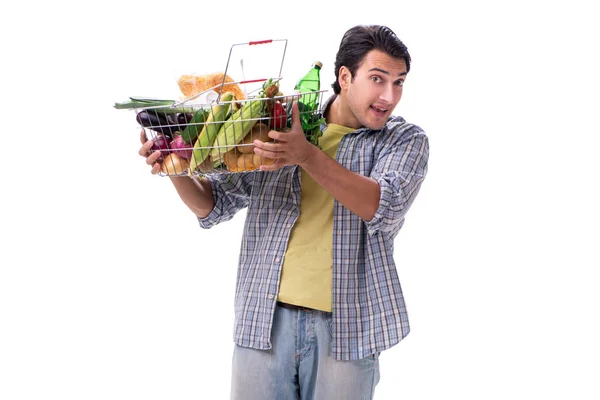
xmin=299 ymin=311 xmax=380 ymax=400
xmin=230 ymin=306 xmax=300 ymax=400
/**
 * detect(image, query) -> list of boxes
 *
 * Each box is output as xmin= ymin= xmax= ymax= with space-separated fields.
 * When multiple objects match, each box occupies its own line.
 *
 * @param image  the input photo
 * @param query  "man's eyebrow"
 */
xmin=368 ymin=67 xmax=408 ymax=77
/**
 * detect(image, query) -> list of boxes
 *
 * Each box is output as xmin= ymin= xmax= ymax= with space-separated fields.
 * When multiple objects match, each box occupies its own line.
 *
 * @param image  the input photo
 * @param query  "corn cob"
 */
xmin=210 ymin=99 xmax=263 ymax=166
xmin=188 ymin=91 xmax=236 ymax=173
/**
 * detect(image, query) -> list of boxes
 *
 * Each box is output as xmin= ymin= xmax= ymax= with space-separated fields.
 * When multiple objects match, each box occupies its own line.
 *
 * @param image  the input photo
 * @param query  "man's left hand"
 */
xmin=252 ymin=101 xmax=317 ymax=171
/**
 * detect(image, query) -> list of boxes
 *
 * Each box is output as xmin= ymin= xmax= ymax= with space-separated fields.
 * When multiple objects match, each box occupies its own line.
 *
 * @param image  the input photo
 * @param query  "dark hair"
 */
xmin=332 ymin=25 xmax=411 ymax=94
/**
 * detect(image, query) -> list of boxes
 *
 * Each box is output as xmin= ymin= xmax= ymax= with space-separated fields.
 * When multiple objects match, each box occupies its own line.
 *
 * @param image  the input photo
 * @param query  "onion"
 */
xmin=170 ymin=134 xmax=193 ymax=159
xmin=161 ymin=153 xmax=189 ymax=175
xmin=151 ymin=134 xmax=171 ymax=160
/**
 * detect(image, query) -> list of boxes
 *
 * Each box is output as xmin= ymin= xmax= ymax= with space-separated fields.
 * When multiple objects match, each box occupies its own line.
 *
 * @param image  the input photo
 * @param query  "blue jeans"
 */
xmin=231 ymin=303 xmax=380 ymax=399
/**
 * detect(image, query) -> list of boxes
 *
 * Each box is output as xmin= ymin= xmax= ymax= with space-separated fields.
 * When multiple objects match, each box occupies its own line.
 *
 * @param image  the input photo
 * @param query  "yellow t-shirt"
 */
xmin=277 ymin=124 xmax=355 ymax=311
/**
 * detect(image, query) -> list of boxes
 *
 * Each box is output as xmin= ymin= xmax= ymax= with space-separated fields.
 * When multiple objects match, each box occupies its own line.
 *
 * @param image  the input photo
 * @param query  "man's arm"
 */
xmin=299 ymin=147 xmax=380 ymax=221
xmin=140 ymin=130 xmax=215 ymax=218
xmin=169 ymin=176 xmax=215 ymax=219
xmin=251 ymin=104 xmax=380 ymax=221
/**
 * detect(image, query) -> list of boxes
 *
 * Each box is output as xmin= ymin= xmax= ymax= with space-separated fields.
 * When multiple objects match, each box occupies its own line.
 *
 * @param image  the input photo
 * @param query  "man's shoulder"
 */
xmin=385 ymin=115 xmax=427 ymax=140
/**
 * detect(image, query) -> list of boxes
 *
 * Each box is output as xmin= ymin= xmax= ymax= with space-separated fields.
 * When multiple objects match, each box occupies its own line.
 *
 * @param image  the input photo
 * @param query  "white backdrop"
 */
xmin=1 ymin=1 xmax=599 ymax=399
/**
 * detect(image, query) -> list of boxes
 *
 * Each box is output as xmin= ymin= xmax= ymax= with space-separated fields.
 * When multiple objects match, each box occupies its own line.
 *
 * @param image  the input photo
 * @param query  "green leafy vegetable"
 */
xmin=114 ymin=97 xmax=175 ymax=109
xmin=286 ymin=101 xmax=325 ymax=147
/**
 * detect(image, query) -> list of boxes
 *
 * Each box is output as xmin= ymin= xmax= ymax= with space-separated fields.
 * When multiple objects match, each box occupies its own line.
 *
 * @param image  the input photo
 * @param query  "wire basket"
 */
xmin=140 ymin=91 xmax=325 ymax=176
xmin=116 ymin=39 xmax=328 ymax=177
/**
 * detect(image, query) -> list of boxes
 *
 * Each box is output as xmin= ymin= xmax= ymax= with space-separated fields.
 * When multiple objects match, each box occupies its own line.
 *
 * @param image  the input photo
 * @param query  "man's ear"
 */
xmin=339 ymin=66 xmax=351 ymax=90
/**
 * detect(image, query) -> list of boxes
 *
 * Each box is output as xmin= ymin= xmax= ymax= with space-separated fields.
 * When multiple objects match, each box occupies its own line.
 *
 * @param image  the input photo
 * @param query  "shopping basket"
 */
xmin=115 ymin=39 xmax=327 ymax=177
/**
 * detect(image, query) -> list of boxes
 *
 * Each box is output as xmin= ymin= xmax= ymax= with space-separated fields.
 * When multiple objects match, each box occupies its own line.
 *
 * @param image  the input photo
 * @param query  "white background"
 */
xmin=1 ymin=1 xmax=599 ymax=399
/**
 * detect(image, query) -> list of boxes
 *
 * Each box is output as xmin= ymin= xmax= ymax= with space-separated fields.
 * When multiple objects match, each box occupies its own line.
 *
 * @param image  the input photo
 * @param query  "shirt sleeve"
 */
xmin=197 ymin=171 xmax=255 ymax=229
xmin=365 ymin=125 xmax=429 ymax=235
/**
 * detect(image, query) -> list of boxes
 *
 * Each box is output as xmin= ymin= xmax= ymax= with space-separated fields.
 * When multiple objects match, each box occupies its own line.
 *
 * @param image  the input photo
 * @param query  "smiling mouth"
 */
xmin=371 ymin=105 xmax=389 ymax=114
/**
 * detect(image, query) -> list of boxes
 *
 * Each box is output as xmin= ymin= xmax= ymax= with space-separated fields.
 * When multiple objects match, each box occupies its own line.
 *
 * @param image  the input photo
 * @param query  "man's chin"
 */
xmin=363 ymin=121 xmax=387 ymax=131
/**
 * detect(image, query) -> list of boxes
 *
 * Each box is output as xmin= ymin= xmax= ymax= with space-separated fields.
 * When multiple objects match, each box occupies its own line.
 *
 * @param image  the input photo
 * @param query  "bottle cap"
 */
xmin=313 ymin=61 xmax=323 ymax=69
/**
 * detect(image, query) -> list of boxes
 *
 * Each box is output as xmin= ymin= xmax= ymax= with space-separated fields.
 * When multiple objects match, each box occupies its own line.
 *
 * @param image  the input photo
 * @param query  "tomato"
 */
xmin=270 ymin=101 xmax=287 ymax=130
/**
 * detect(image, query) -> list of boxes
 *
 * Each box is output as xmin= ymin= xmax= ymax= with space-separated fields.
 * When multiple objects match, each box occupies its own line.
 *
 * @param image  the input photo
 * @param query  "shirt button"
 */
xmin=268 ymin=294 xmax=274 ymax=300
xmin=275 ymin=257 xmax=280 ymax=263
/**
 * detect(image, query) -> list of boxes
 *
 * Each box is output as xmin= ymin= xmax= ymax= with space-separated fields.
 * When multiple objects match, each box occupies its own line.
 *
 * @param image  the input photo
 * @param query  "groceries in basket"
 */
xmin=115 ymin=69 xmax=325 ymax=177
xmin=291 ymin=61 xmax=323 ymax=145
xmin=177 ymin=72 xmax=246 ymax=101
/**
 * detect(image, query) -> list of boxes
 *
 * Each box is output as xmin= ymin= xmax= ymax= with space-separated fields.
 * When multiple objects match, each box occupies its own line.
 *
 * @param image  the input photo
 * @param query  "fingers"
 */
xmin=267 ymin=129 xmax=283 ymax=141
xmin=150 ymin=162 xmax=162 ymax=175
xmin=290 ymin=101 xmax=301 ymax=130
xmin=253 ymin=140 xmax=281 ymax=160
xmin=253 ymin=147 xmax=280 ymax=161
xmin=146 ymin=150 xmax=162 ymax=166
xmin=138 ymin=138 xmax=154 ymax=157
xmin=144 ymin=150 xmax=162 ymax=175
xmin=139 ymin=129 xmax=162 ymax=174
xmin=258 ymin=163 xmax=280 ymax=172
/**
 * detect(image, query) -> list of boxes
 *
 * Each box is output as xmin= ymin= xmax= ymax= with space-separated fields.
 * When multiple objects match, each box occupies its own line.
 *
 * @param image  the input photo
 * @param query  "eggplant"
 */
xmin=177 ymin=112 xmax=194 ymax=125
xmin=136 ymin=110 xmax=182 ymax=137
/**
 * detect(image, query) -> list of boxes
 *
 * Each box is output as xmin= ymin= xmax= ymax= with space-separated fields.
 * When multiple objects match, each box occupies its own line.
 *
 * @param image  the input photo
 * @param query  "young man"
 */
xmin=139 ymin=24 xmax=429 ymax=400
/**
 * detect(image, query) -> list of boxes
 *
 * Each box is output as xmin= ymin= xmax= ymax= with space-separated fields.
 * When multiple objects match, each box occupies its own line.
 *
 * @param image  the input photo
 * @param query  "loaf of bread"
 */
xmin=177 ymin=72 xmax=245 ymax=100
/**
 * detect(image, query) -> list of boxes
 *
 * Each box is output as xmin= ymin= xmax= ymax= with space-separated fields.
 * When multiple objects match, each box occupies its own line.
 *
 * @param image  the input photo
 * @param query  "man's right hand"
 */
xmin=138 ymin=129 xmax=163 ymax=174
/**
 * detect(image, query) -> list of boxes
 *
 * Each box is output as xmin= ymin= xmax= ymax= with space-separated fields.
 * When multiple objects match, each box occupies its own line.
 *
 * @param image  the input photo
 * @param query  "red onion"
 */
xmin=170 ymin=135 xmax=193 ymax=160
xmin=151 ymin=134 xmax=171 ymax=160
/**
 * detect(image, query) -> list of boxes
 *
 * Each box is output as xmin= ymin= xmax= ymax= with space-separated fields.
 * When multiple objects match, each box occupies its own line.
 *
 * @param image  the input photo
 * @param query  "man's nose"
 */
xmin=379 ymin=84 xmax=395 ymax=103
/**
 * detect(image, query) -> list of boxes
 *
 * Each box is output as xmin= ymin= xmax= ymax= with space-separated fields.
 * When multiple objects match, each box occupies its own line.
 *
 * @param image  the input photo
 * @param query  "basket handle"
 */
xmin=249 ymin=39 xmax=273 ymax=45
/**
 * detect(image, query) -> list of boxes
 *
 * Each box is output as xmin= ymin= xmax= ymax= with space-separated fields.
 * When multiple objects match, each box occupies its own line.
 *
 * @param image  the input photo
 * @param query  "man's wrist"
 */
xmin=299 ymin=144 xmax=321 ymax=170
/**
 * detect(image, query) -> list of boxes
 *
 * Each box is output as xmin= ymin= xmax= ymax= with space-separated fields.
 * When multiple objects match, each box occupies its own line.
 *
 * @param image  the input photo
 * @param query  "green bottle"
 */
xmin=294 ymin=61 xmax=322 ymax=111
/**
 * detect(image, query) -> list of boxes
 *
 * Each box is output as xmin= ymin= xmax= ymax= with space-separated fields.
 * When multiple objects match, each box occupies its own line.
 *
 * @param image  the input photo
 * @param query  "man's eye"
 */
xmin=371 ymin=76 xmax=382 ymax=83
xmin=396 ymin=80 xmax=404 ymax=87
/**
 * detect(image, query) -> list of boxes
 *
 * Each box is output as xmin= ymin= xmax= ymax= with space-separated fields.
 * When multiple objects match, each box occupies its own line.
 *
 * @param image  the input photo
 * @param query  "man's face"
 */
xmin=340 ymin=49 xmax=408 ymax=130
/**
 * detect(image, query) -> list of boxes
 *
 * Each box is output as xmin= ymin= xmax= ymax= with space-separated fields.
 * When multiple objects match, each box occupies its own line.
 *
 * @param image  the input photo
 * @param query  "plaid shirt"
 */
xmin=199 ymin=105 xmax=429 ymax=360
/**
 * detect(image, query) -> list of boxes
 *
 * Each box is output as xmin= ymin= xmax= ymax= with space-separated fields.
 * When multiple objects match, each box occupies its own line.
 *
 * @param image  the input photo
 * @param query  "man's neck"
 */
xmin=325 ymin=95 xmax=362 ymax=129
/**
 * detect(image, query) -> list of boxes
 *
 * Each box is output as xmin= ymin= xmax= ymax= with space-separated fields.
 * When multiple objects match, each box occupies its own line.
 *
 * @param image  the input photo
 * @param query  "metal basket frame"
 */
xmin=138 ymin=89 xmax=327 ymax=177
xmin=126 ymin=39 xmax=327 ymax=177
